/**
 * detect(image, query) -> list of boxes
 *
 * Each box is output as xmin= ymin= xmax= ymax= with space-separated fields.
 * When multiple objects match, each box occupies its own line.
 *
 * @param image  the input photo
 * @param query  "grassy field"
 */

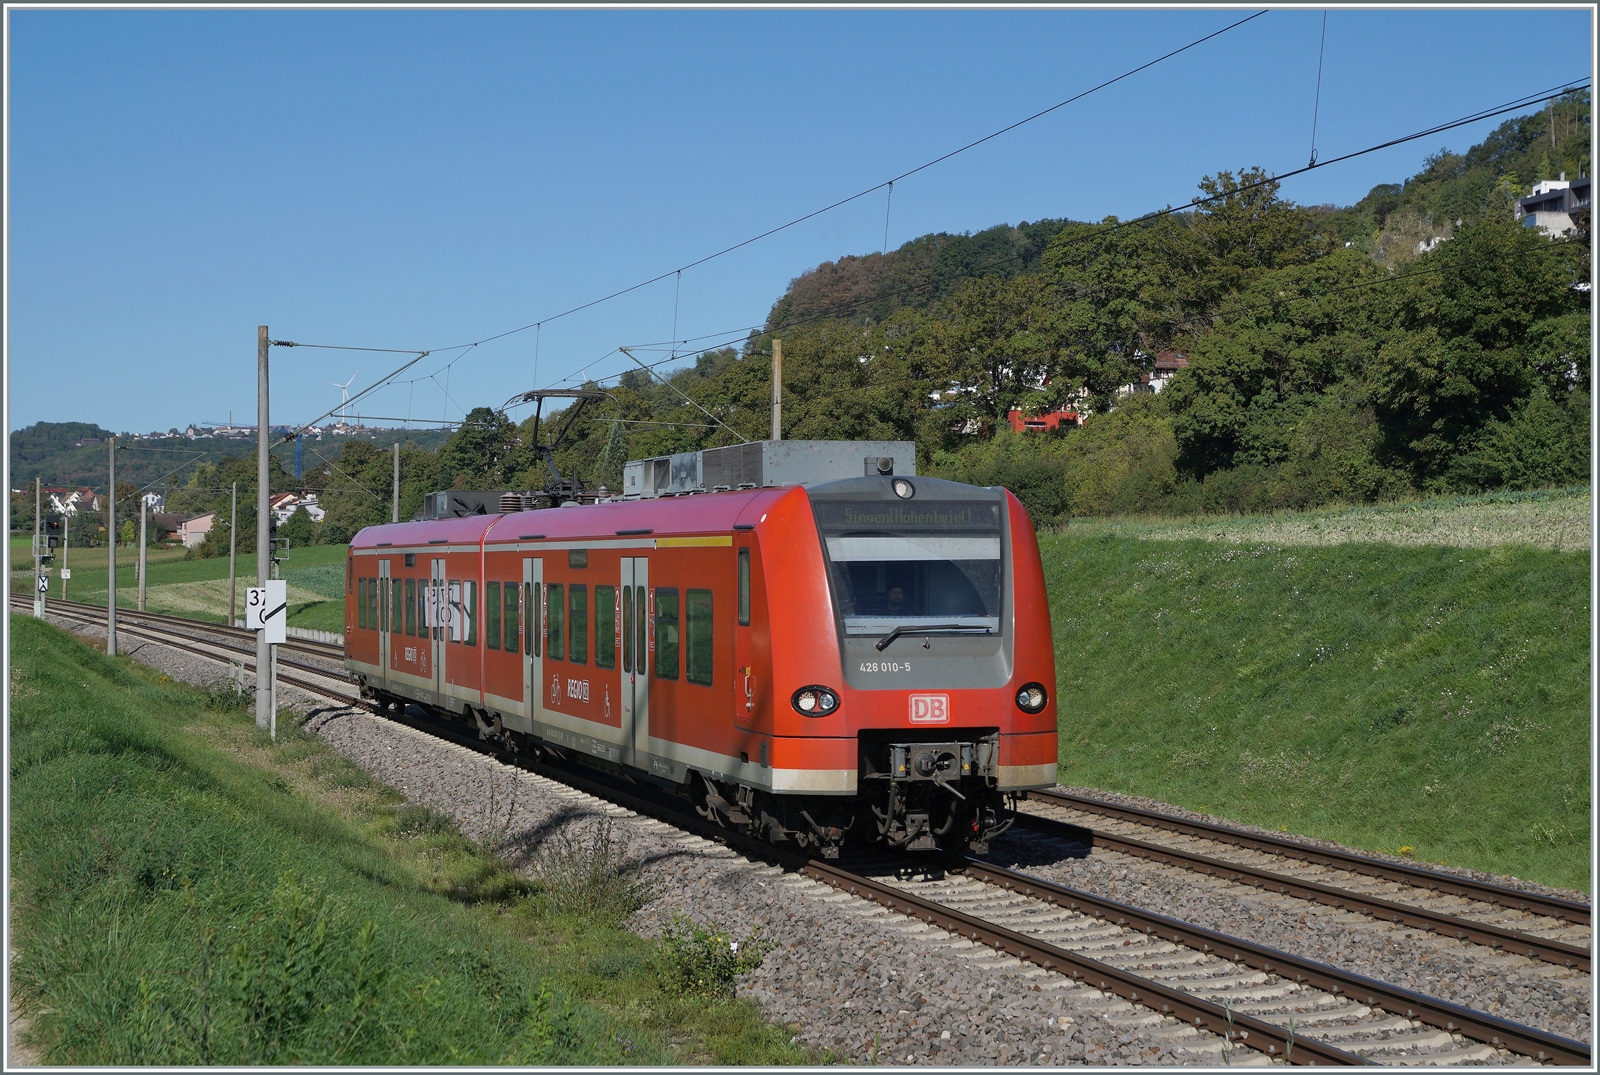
xmin=8 ymin=614 xmax=813 ymax=1065
xmin=8 ymin=534 xmax=348 ymax=631
xmin=1060 ymin=486 xmax=1591 ymax=552
xmin=1042 ymin=525 xmax=1591 ymax=892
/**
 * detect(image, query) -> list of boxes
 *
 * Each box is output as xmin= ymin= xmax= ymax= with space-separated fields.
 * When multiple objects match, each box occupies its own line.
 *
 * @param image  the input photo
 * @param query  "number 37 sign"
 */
xmin=247 ymin=580 xmax=288 ymax=644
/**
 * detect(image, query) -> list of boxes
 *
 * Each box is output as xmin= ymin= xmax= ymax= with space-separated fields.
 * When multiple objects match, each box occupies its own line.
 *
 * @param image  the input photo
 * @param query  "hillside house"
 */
xmin=151 ymin=512 xmax=199 ymax=542
xmin=1136 ymin=350 xmax=1189 ymax=394
xmin=178 ymin=512 xmax=216 ymax=548
xmin=271 ymin=492 xmax=326 ymax=524
xmin=1515 ymin=175 xmax=1591 ymax=236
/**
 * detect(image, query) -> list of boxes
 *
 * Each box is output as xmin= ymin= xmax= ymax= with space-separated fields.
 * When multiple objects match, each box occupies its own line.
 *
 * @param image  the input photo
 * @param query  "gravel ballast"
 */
xmin=987 ymin=824 xmax=1592 ymax=1045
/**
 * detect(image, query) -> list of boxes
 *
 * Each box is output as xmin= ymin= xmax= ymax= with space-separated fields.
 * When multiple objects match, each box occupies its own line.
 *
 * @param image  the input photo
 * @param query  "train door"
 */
xmin=430 ymin=557 xmax=446 ymax=701
xmin=620 ymin=556 xmax=650 ymax=767
xmin=378 ymin=559 xmax=391 ymax=690
xmin=522 ymin=556 xmax=543 ymax=728
xmin=734 ymin=538 xmax=755 ymax=727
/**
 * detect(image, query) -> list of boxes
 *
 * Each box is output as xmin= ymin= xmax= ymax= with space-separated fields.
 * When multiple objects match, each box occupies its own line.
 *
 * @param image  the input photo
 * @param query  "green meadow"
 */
xmin=1043 ymin=497 xmax=1591 ymax=892
xmin=9 ymin=534 xmax=348 ymax=632
xmin=7 ymin=615 xmax=813 ymax=1065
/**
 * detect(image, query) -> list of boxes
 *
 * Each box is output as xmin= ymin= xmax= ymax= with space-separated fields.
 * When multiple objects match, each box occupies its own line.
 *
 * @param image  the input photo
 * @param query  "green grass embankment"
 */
xmin=1042 ymin=532 xmax=1590 ymax=892
xmin=8 ymin=536 xmax=348 ymax=632
xmin=1060 ymin=486 xmax=1590 ymax=553
xmin=8 ymin=615 xmax=811 ymax=1065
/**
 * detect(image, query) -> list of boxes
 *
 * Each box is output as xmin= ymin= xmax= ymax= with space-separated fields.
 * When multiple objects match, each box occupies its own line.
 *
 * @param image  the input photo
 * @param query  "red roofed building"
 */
xmin=1004 ymin=407 xmax=1081 ymax=433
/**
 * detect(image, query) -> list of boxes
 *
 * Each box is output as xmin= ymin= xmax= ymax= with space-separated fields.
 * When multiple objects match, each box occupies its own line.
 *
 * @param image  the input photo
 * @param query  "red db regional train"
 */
xmin=345 ymin=441 xmax=1058 ymax=857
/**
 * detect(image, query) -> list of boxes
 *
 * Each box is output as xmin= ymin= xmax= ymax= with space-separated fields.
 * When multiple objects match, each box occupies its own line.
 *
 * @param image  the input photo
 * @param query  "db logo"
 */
xmin=908 ymin=693 xmax=950 ymax=724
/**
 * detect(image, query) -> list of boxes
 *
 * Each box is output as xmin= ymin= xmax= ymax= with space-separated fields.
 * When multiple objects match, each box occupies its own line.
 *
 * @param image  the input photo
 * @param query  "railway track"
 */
xmin=23 ymin=600 xmax=1590 ymax=1065
xmin=11 ymin=594 xmax=344 ymax=664
xmin=1016 ymin=791 xmax=1591 ymax=971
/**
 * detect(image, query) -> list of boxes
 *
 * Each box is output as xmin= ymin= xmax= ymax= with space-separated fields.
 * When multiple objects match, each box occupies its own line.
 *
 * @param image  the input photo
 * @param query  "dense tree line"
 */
xmin=76 ymin=95 xmax=1590 ymax=550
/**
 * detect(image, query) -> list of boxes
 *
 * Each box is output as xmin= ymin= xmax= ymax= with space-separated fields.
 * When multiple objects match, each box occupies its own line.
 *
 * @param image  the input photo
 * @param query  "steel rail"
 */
xmin=11 ymin=593 xmax=344 ymax=662
xmin=1027 ymin=788 xmax=1590 ymax=927
xmin=31 ymin=603 xmax=1575 ymax=1066
xmin=1016 ymin=808 xmax=1590 ymax=972
xmin=958 ymin=859 xmax=1591 ymax=1066
xmin=796 ymin=858 xmax=1367 ymax=1065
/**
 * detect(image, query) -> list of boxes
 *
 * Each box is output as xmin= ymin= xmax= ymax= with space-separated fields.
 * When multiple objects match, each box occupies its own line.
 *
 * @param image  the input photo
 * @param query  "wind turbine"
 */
xmin=331 ymin=372 xmax=359 ymax=426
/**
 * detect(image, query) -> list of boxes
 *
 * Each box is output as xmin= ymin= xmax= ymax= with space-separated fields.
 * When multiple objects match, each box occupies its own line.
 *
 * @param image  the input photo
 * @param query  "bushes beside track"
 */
xmin=1042 ymin=534 xmax=1590 ymax=892
xmin=6 ymin=615 xmax=812 ymax=1065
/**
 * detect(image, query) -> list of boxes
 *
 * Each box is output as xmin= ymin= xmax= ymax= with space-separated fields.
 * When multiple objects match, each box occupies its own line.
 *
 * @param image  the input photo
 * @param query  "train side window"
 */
xmin=655 ymin=588 xmax=679 ymax=680
xmin=547 ymin=584 xmax=564 ymax=660
xmin=464 ymin=581 xmax=478 ymax=647
xmin=405 ymin=553 xmax=415 ymax=568
xmin=635 ymin=586 xmax=647 ymax=676
xmin=391 ymin=578 xmax=402 ymax=635
xmin=447 ymin=581 xmax=461 ymax=642
xmin=369 ymin=579 xmax=379 ymax=635
xmin=686 ymin=589 xmax=713 ymax=686
xmin=419 ymin=580 xmax=430 ymax=640
xmin=595 ymin=585 xmax=616 ymax=669
xmin=737 ymin=549 xmax=750 ymax=626
xmin=621 ymin=585 xmax=634 ymax=673
xmin=358 ymin=578 xmax=367 ymax=630
xmin=486 ymin=582 xmax=501 ymax=650
xmin=527 ymin=582 xmax=539 ymax=657
xmin=569 ymin=585 xmax=588 ymax=664
xmin=346 ymin=557 xmax=353 ymax=595
xmin=405 ymin=578 xmax=416 ymax=636
xmin=505 ymin=581 xmax=519 ymax=653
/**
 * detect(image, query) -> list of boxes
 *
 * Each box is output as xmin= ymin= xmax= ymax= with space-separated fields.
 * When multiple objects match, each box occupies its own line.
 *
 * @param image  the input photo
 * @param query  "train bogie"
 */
xmin=347 ymin=472 xmax=1058 ymax=856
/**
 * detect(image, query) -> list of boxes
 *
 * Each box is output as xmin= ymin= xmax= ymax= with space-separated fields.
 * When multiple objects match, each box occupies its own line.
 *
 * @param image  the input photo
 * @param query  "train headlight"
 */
xmin=892 ymin=478 xmax=915 ymax=499
xmin=792 ymin=686 xmax=840 ymax=716
xmin=1015 ymin=682 xmax=1048 ymax=713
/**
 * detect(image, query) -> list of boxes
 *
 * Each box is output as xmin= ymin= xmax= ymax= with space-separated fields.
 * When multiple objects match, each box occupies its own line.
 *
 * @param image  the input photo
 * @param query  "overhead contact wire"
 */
xmin=424 ymin=11 xmax=1268 ymax=358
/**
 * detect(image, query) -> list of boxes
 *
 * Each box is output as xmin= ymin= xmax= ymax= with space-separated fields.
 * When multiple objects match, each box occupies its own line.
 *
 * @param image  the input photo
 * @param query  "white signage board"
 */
xmin=60 ymin=568 xmax=71 ymax=580
xmin=246 ymin=580 xmax=288 ymax=644
xmin=37 ymin=575 xmax=49 ymax=593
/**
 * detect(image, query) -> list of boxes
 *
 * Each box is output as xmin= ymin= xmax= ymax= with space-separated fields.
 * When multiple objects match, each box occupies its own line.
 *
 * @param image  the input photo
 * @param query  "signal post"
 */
xmin=33 ymin=478 xmax=43 ymax=618
xmin=256 ymin=325 xmax=274 ymax=732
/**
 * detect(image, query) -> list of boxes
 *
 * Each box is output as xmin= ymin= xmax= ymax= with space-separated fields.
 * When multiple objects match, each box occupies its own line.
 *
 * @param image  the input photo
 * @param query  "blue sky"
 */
xmin=7 ymin=7 xmax=1593 ymax=436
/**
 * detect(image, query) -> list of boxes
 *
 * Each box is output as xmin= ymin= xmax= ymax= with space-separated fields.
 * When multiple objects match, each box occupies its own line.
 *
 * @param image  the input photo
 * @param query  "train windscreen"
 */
xmin=813 ymin=499 xmax=1002 ymax=637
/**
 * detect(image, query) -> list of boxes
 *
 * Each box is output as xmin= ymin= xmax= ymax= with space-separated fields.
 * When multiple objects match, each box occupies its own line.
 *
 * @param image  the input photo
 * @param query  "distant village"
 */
xmin=12 ymin=418 xmax=433 ymax=546
xmin=142 ymin=418 xmax=393 ymax=441
xmin=23 ymin=486 xmax=326 ymax=549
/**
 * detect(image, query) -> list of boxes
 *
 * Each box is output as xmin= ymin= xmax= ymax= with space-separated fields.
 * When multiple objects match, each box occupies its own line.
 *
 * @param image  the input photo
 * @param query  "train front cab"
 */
xmin=729 ymin=475 xmax=1059 ymax=857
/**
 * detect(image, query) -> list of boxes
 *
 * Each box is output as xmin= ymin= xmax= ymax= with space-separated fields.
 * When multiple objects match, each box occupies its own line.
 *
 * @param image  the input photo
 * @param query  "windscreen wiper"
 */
xmin=875 ymin=623 xmax=993 ymax=652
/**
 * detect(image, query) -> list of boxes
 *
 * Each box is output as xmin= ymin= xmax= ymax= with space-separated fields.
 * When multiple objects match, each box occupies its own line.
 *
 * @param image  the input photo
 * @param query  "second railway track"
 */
xmin=22 ymin=599 xmax=1591 ymax=1066
xmin=1012 ymin=795 xmax=1591 ymax=973
xmin=1025 ymin=788 xmax=1591 ymax=928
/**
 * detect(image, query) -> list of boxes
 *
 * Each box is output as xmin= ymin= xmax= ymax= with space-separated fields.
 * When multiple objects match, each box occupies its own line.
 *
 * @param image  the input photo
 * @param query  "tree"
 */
xmin=1370 ymin=212 xmax=1587 ymax=482
xmin=437 ymin=407 xmax=519 ymax=489
xmin=280 ymin=505 xmax=314 ymax=547
xmin=1164 ymin=249 xmax=1385 ymax=477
